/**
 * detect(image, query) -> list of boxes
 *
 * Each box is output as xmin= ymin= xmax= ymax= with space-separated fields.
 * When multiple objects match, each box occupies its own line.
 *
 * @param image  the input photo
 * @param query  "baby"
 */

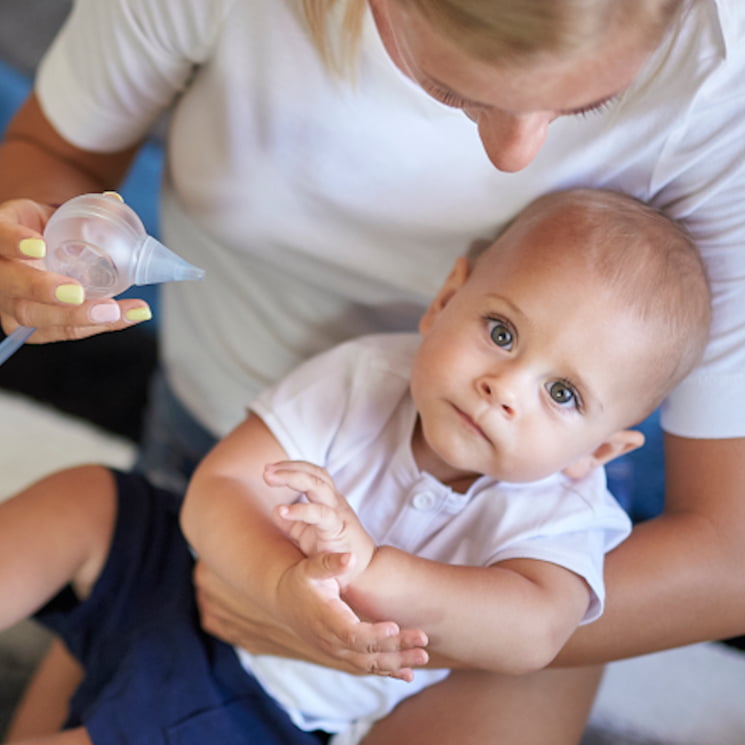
xmin=0 ymin=188 xmax=710 ymax=745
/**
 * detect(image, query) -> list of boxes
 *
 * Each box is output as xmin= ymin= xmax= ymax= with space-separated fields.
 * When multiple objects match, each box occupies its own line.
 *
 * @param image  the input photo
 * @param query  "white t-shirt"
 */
xmin=242 ymin=333 xmax=631 ymax=742
xmin=36 ymin=0 xmax=745 ymax=439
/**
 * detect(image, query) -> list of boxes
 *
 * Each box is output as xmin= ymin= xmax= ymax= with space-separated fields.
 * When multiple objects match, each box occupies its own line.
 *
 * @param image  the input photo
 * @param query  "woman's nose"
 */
xmin=469 ymin=108 xmax=551 ymax=173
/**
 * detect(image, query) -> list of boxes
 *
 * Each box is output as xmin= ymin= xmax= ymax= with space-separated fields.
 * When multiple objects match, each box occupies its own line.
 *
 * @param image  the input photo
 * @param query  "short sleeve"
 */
xmin=482 ymin=473 xmax=632 ymax=624
xmin=250 ymin=334 xmax=414 ymax=471
xmin=35 ymin=0 xmax=233 ymax=150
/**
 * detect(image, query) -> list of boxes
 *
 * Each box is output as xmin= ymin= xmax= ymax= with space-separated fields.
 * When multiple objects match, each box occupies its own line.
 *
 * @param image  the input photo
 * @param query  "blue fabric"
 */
xmin=605 ymin=409 xmax=665 ymax=523
xmin=35 ymin=470 xmax=328 ymax=745
xmin=0 ymin=60 xmax=27 ymax=132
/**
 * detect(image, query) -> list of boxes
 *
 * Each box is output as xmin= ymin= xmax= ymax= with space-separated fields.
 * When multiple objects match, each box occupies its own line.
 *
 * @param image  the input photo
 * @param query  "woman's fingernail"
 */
xmin=103 ymin=191 xmax=124 ymax=202
xmin=89 ymin=304 xmax=121 ymax=323
xmin=55 ymin=284 xmax=85 ymax=305
xmin=19 ymin=238 xmax=46 ymax=258
xmin=125 ymin=307 xmax=152 ymax=323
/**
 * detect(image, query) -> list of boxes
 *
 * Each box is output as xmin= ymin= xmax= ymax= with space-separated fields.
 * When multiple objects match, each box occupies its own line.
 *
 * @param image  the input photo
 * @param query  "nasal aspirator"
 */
xmin=0 ymin=192 xmax=205 ymax=365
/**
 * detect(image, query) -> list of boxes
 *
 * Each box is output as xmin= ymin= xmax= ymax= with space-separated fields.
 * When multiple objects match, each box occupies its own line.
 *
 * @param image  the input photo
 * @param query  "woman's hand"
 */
xmin=193 ymin=556 xmax=429 ymax=681
xmin=0 ymin=197 xmax=151 ymax=342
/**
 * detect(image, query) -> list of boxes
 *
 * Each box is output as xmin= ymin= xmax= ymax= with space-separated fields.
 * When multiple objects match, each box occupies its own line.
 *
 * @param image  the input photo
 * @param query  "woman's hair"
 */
xmin=300 ymin=0 xmax=688 ymax=72
xmin=301 ymin=0 xmax=366 ymax=73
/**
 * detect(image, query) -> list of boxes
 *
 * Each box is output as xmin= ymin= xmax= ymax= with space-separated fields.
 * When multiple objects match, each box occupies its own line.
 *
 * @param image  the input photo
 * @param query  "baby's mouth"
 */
xmin=452 ymin=404 xmax=491 ymax=443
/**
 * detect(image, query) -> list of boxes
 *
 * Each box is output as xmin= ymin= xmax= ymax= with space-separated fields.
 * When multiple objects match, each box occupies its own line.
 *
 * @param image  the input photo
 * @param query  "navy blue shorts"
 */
xmin=35 ymin=470 xmax=329 ymax=745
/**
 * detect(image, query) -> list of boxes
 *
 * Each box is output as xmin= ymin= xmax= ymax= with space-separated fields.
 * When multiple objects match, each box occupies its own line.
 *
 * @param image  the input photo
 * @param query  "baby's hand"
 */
xmin=264 ymin=461 xmax=376 ymax=584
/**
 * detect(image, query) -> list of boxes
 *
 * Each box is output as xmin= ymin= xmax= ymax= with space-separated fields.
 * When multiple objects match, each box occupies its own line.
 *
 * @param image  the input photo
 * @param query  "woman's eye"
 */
xmin=569 ymin=95 xmax=617 ymax=119
xmin=423 ymin=82 xmax=469 ymax=109
xmin=548 ymin=381 xmax=577 ymax=407
xmin=488 ymin=319 xmax=514 ymax=349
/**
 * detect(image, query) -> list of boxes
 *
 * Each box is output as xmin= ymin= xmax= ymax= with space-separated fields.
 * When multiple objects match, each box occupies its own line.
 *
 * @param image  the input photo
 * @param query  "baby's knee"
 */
xmin=22 ymin=464 xmax=118 ymax=536
xmin=31 ymin=464 xmax=116 ymax=504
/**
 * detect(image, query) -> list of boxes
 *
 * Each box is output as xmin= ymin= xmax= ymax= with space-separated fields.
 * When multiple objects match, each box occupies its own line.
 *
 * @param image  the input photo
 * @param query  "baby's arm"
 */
xmin=182 ymin=416 xmax=303 ymax=605
xmin=264 ymin=460 xmax=592 ymax=675
xmin=181 ymin=415 xmax=428 ymax=678
xmin=347 ymin=548 xmax=592 ymax=674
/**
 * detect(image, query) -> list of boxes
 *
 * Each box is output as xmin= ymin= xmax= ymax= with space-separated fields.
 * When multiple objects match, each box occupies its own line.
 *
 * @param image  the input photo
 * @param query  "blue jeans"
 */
xmin=133 ymin=371 xmax=218 ymax=494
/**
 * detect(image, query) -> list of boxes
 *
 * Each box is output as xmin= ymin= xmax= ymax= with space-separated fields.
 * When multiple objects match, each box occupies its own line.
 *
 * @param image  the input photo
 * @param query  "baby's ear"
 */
xmin=419 ymin=256 xmax=470 ymax=333
xmin=562 ymin=429 xmax=645 ymax=481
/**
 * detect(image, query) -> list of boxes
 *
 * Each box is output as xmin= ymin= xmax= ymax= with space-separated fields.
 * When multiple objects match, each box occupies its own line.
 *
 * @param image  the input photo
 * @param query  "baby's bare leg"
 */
xmin=1 ymin=466 xmax=116 ymax=744
xmin=4 ymin=640 xmax=82 ymax=742
xmin=363 ymin=665 xmax=604 ymax=745
xmin=0 ymin=465 xmax=116 ymax=629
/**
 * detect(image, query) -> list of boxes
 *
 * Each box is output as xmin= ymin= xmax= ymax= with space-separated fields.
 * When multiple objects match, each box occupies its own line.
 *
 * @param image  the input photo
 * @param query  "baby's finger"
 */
xmin=265 ymin=463 xmax=339 ymax=508
xmin=266 ymin=460 xmax=334 ymax=486
xmin=275 ymin=502 xmax=344 ymax=535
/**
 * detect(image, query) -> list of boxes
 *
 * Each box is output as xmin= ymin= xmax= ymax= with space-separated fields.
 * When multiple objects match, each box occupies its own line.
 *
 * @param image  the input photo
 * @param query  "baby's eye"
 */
xmin=548 ymin=380 xmax=577 ymax=407
xmin=487 ymin=319 xmax=514 ymax=349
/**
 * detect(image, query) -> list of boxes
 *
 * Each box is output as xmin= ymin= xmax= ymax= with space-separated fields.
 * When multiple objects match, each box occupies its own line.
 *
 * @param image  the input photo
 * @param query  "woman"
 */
xmin=1 ymin=1 xmax=744 ymax=743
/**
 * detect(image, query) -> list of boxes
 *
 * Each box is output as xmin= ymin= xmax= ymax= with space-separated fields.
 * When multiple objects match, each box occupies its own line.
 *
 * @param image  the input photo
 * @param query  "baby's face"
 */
xmin=410 ymin=215 xmax=655 ymax=485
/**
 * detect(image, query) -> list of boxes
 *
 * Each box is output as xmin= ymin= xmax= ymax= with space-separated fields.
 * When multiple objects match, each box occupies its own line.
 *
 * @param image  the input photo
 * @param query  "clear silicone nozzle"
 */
xmin=133 ymin=235 xmax=205 ymax=287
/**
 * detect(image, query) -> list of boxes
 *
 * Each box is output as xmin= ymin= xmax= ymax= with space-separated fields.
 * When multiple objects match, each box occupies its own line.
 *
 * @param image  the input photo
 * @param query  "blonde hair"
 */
xmin=300 ymin=0 xmax=688 ymax=72
xmin=494 ymin=188 xmax=711 ymax=413
xmin=301 ymin=0 xmax=367 ymax=74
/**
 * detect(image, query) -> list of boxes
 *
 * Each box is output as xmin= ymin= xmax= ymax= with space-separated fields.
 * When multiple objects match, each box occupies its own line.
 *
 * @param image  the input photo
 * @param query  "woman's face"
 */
xmin=369 ymin=0 xmax=659 ymax=172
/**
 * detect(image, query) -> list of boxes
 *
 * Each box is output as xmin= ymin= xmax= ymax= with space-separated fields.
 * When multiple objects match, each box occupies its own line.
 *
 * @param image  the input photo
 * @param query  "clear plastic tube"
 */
xmin=0 ymin=326 xmax=36 ymax=366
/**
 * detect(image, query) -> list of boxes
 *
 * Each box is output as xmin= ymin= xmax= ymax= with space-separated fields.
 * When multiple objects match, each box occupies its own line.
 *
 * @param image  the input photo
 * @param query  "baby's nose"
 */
xmin=477 ymin=375 xmax=517 ymax=418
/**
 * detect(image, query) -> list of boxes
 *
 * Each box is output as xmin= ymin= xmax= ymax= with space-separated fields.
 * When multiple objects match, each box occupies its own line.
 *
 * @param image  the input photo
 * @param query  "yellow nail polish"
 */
xmin=125 ymin=307 xmax=152 ymax=323
xmin=19 ymin=238 xmax=46 ymax=259
xmin=103 ymin=191 xmax=124 ymax=203
xmin=55 ymin=284 xmax=84 ymax=305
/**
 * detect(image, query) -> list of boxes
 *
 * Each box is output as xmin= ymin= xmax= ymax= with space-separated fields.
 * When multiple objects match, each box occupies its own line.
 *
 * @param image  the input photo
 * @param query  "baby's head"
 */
xmin=504 ymin=189 xmax=711 ymax=410
xmin=497 ymin=189 xmax=710 ymax=413
xmin=411 ymin=188 xmax=710 ymax=485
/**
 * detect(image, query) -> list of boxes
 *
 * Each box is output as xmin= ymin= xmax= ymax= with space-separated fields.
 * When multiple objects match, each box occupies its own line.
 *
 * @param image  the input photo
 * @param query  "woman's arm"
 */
xmin=555 ymin=433 xmax=745 ymax=665
xmin=0 ymin=92 xmax=137 ymax=203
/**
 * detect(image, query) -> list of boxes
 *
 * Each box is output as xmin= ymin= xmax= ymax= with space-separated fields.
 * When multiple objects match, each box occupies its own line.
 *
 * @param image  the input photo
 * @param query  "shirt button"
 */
xmin=412 ymin=492 xmax=437 ymax=511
